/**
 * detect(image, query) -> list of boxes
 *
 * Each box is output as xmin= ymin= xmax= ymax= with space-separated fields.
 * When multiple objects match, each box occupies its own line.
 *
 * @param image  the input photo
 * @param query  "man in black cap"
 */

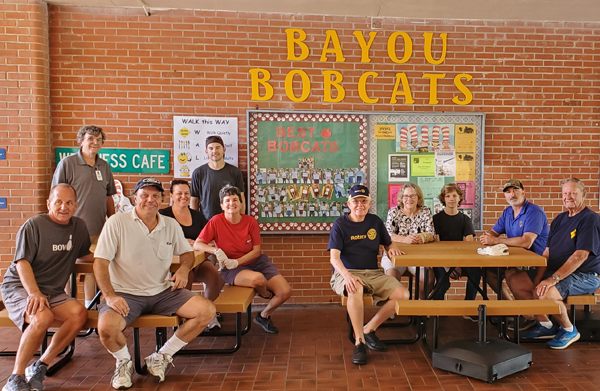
xmin=94 ymin=177 xmax=215 ymax=389
xmin=190 ymin=136 xmax=245 ymax=220
xmin=328 ymin=185 xmax=409 ymax=365
xmin=480 ymin=179 xmax=549 ymax=328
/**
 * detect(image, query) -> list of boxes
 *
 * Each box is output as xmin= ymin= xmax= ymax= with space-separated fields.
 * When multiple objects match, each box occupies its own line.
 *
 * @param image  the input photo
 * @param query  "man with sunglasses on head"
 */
xmin=52 ymin=125 xmax=117 ymax=310
xmin=328 ymin=185 xmax=409 ymax=366
xmin=94 ymin=178 xmax=215 ymax=389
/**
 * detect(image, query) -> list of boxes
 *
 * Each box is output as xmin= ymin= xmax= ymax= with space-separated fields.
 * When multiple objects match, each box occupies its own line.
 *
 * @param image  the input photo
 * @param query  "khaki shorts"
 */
xmin=330 ymin=269 xmax=403 ymax=304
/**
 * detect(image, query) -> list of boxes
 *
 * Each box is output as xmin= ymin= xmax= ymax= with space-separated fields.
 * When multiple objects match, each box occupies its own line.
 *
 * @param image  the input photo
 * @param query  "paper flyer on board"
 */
xmin=411 ymin=155 xmax=435 ymax=176
xmin=173 ymin=116 xmax=239 ymax=178
xmin=456 ymin=181 xmax=475 ymax=209
xmin=456 ymin=153 xmax=476 ymax=181
xmin=418 ymin=177 xmax=445 ymax=199
xmin=435 ymin=149 xmax=456 ymax=177
xmin=454 ymin=124 xmax=476 ymax=152
xmin=388 ymin=154 xmax=410 ymax=182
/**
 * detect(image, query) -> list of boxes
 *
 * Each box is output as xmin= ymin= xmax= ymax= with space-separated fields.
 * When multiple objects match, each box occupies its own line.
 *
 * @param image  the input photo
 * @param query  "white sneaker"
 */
xmin=206 ymin=315 xmax=221 ymax=330
xmin=144 ymin=352 xmax=173 ymax=382
xmin=111 ymin=359 xmax=133 ymax=390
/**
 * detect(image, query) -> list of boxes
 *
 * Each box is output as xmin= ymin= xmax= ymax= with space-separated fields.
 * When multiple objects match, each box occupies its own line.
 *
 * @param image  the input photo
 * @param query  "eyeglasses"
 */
xmin=402 ymin=195 xmax=418 ymax=200
xmin=349 ymin=199 xmax=370 ymax=205
xmin=84 ymin=135 xmax=104 ymax=144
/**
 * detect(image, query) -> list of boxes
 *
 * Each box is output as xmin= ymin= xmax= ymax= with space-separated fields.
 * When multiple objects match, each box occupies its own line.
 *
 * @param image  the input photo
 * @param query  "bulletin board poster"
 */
xmin=248 ymin=112 xmax=368 ymax=233
xmin=173 ymin=116 xmax=239 ymax=178
xmin=368 ymin=114 xmax=484 ymax=230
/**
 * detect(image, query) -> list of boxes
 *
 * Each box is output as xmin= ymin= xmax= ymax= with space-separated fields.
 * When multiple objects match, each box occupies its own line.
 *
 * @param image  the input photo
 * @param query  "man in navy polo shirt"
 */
xmin=480 ymin=179 xmax=549 ymax=329
xmin=507 ymin=178 xmax=600 ymax=349
xmin=328 ymin=185 xmax=409 ymax=365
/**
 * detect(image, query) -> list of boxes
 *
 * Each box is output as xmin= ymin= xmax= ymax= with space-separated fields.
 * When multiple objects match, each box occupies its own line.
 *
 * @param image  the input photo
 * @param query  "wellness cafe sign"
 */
xmin=250 ymin=29 xmax=473 ymax=105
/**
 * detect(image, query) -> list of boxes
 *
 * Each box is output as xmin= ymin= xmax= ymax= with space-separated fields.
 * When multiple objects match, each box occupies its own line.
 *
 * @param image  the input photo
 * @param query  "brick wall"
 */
xmin=0 ymin=0 xmax=51 ymax=263
xmin=1 ymin=5 xmax=599 ymax=303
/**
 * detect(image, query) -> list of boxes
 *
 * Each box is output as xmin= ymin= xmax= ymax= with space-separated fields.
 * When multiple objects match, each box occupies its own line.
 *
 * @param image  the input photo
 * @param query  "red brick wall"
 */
xmin=0 ymin=0 xmax=51 ymax=264
xmin=1 ymin=6 xmax=599 ymax=303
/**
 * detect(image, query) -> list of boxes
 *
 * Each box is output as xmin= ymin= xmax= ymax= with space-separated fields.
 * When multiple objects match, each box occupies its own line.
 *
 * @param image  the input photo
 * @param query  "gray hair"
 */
xmin=77 ymin=125 xmax=106 ymax=144
xmin=561 ymin=178 xmax=585 ymax=193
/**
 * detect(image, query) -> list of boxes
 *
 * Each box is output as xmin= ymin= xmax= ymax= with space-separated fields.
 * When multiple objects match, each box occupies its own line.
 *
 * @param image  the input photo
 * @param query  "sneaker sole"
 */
xmin=253 ymin=318 xmax=278 ymax=334
xmin=549 ymin=333 xmax=581 ymax=350
xmin=111 ymin=383 xmax=133 ymax=390
xmin=523 ymin=334 xmax=557 ymax=340
xmin=146 ymin=367 xmax=166 ymax=383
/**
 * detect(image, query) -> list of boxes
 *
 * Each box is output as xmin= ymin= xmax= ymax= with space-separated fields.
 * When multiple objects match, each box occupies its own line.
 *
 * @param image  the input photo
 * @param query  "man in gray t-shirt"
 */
xmin=190 ymin=135 xmax=245 ymax=221
xmin=1 ymin=184 xmax=93 ymax=391
xmin=52 ymin=125 xmax=117 ymax=307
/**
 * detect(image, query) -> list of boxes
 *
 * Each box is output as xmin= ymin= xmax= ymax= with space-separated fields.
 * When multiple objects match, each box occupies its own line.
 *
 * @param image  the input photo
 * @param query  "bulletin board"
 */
xmin=248 ymin=111 xmax=368 ymax=232
xmin=368 ymin=113 xmax=485 ymax=231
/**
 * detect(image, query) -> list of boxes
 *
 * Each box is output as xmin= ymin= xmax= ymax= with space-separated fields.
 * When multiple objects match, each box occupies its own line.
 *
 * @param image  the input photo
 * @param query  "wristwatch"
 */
xmin=552 ymin=274 xmax=560 ymax=283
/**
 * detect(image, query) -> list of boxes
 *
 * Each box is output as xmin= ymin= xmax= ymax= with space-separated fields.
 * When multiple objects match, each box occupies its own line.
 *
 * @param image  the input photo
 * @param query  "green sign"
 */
xmin=55 ymin=148 xmax=170 ymax=174
xmin=257 ymin=121 xmax=360 ymax=168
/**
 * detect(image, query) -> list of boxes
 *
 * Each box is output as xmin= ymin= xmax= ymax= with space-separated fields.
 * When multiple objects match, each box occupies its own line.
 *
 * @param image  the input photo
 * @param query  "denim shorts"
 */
xmin=527 ymin=268 xmax=600 ymax=299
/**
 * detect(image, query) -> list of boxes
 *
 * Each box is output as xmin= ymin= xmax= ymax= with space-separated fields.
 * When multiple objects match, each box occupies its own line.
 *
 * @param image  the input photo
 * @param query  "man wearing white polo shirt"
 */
xmin=94 ymin=178 xmax=215 ymax=390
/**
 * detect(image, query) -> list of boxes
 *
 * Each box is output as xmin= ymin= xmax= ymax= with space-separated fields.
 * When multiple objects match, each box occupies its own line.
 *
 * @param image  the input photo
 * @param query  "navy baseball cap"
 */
xmin=348 ymin=185 xmax=370 ymax=199
xmin=134 ymin=177 xmax=164 ymax=193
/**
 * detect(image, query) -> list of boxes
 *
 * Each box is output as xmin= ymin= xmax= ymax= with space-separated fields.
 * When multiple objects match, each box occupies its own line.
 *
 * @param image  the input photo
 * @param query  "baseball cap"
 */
xmin=348 ymin=185 xmax=370 ymax=199
xmin=502 ymin=179 xmax=524 ymax=192
xmin=134 ymin=177 xmax=164 ymax=193
xmin=477 ymin=244 xmax=509 ymax=256
xmin=205 ymin=135 xmax=224 ymax=148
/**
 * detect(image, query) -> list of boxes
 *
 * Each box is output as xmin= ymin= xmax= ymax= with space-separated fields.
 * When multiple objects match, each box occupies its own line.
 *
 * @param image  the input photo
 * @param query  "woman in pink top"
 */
xmin=194 ymin=185 xmax=292 ymax=334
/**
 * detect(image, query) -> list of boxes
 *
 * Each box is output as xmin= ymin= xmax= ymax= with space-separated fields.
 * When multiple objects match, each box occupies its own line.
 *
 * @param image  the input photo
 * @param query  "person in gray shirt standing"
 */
xmin=190 ymin=135 xmax=245 ymax=220
xmin=52 ymin=125 xmax=117 ymax=308
xmin=1 ymin=184 xmax=93 ymax=391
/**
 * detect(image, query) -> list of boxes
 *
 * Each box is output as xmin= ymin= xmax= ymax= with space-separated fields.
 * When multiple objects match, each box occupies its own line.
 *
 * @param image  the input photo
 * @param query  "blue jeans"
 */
xmin=527 ymin=268 xmax=600 ymax=299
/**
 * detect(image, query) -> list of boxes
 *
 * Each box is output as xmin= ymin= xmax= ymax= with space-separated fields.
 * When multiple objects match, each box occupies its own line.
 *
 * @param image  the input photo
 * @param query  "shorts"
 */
xmin=527 ymin=268 xmax=600 ymax=299
xmin=380 ymin=254 xmax=419 ymax=276
xmin=0 ymin=286 xmax=76 ymax=331
xmin=221 ymin=254 xmax=281 ymax=285
xmin=98 ymin=288 xmax=197 ymax=326
xmin=330 ymin=269 xmax=403 ymax=305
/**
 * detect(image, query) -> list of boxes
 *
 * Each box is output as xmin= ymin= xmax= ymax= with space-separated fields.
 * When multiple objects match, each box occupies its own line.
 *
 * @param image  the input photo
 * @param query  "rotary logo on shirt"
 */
xmin=571 ymin=229 xmax=577 ymax=239
xmin=367 ymin=229 xmax=377 ymax=240
xmin=519 ymin=221 xmax=524 ymax=228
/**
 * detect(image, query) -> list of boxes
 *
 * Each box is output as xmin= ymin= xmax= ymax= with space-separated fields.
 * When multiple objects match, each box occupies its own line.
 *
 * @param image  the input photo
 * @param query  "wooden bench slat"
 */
xmin=341 ymin=296 xmax=374 ymax=307
xmin=0 ymin=285 xmax=254 ymax=330
xmin=566 ymin=295 xmax=597 ymax=306
xmin=395 ymin=300 xmax=561 ymax=317
xmin=0 ymin=309 xmax=99 ymax=329
xmin=214 ymin=286 xmax=255 ymax=313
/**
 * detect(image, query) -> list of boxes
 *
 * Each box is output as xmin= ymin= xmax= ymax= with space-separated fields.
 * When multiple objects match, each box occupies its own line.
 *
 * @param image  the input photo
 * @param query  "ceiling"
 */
xmin=44 ymin=0 xmax=600 ymax=22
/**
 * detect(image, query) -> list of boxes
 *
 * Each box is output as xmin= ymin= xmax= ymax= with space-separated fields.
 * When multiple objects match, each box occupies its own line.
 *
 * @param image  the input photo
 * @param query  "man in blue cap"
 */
xmin=328 ymin=184 xmax=409 ymax=365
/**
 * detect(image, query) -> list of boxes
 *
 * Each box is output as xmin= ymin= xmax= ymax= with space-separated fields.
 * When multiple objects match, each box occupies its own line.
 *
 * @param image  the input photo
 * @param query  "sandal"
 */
xmin=258 ymin=290 xmax=274 ymax=300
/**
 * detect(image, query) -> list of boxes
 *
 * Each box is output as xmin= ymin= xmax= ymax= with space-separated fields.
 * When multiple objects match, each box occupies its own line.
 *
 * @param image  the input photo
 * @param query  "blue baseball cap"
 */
xmin=348 ymin=185 xmax=370 ymax=199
